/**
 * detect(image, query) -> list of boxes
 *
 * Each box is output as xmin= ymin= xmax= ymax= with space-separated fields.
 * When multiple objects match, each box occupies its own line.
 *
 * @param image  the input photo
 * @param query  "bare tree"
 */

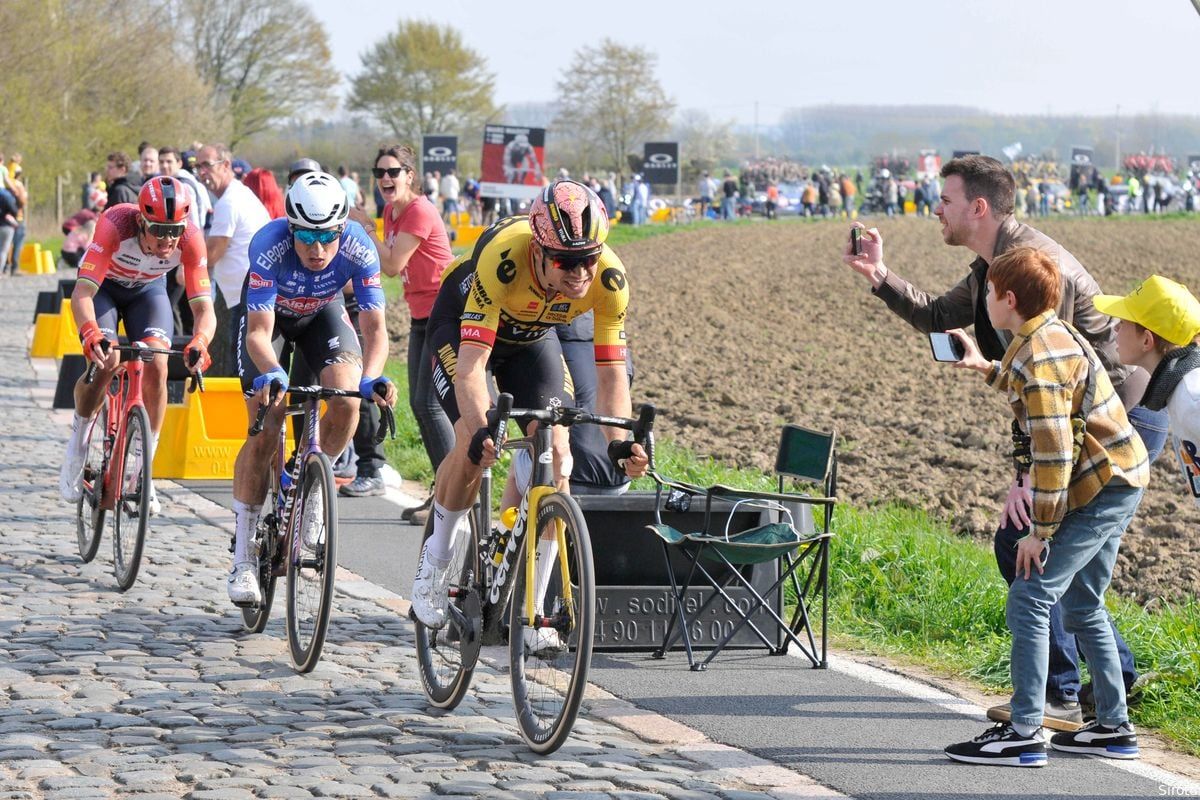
xmin=554 ymin=40 xmax=674 ymax=173
xmin=348 ymin=20 xmax=498 ymax=145
xmin=673 ymin=110 xmax=736 ymax=181
xmin=175 ymin=0 xmax=335 ymax=147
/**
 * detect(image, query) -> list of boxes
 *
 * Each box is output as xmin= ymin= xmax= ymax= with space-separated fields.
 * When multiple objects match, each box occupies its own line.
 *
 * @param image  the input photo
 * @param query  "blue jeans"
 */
xmin=1128 ymin=404 xmax=1169 ymax=465
xmin=720 ymin=197 xmax=735 ymax=219
xmin=993 ymin=405 xmax=1166 ymax=700
xmin=1007 ymin=483 xmax=1143 ymax=730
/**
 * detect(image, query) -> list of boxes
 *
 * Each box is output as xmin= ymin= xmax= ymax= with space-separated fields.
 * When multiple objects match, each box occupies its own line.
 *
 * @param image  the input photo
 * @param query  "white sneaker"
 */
xmin=410 ymin=543 xmax=450 ymax=628
xmin=227 ymin=561 xmax=262 ymax=606
xmin=523 ymin=626 xmax=565 ymax=656
xmin=59 ymin=441 xmax=86 ymax=504
xmin=301 ymin=491 xmax=324 ymax=550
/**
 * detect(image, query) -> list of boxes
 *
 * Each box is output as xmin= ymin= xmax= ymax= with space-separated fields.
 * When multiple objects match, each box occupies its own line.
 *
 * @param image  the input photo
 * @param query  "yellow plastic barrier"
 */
xmin=19 ymin=242 xmax=40 ymax=269
xmin=374 ymin=218 xmax=384 ymax=239
xmin=453 ymin=224 xmax=484 ymax=250
xmin=154 ymin=377 xmax=249 ymax=479
xmin=39 ymin=250 xmax=55 ymax=274
xmin=29 ymin=300 xmax=81 ymax=359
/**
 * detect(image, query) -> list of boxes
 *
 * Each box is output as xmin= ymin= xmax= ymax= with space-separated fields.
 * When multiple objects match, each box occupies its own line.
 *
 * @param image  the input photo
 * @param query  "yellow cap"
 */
xmin=1093 ymin=275 xmax=1200 ymax=347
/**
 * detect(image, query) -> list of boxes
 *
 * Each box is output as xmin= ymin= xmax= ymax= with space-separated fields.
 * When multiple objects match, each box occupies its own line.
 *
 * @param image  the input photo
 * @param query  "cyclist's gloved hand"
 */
xmin=185 ymin=333 xmax=212 ymax=373
xmin=607 ymin=439 xmax=637 ymax=469
xmin=359 ymin=375 xmax=393 ymax=404
xmin=467 ymin=426 xmax=492 ymax=466
xmin=252 ymin=367 xmax=289 ymax=401
xmin=79 ymin=320 xmax=111 ymax=364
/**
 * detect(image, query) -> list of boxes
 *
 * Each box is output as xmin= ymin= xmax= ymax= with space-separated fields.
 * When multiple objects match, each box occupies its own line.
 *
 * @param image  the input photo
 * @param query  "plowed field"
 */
xmin=617 ymin=216 xmax=1200 ymax=603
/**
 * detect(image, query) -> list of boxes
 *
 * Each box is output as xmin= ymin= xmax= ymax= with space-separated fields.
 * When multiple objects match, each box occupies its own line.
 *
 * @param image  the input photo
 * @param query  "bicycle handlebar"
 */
xmin=490 ymin=392 xmax=657 ymax=466
xmin=249 ymin=382 xmax=397 ymax=444
xmin=83 ymin=341 xmax=205 ymax=393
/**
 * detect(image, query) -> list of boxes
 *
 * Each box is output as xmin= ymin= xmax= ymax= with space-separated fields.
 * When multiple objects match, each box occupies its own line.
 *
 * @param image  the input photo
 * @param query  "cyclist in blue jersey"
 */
xmin=227 ymin=172 xmax=398 ymax=606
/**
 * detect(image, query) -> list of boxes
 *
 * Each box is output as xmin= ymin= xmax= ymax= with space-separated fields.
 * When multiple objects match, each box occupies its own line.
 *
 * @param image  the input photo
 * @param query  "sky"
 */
xmin=310 ymin=0 xmax=1200 ymax=127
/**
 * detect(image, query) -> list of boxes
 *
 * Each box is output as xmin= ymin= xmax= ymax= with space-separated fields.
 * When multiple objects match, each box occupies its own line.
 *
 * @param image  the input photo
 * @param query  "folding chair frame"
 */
xmin=647 ymin=425 xmax=836 ymax=671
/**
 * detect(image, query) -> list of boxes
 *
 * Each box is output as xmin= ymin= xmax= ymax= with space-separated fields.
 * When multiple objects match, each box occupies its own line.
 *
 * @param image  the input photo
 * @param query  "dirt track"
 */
xmin=619 ymin=216 xmax=1200 ymax=603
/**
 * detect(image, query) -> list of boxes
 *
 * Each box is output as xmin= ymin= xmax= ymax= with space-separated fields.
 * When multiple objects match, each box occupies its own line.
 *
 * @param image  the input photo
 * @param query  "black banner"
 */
xmin=1070 ymin=146 xmax=1094 ymax=166
xmin=951 ymin=150 xmax=980 ymax=159
xmin=642 ymin=142 xmax=679 ymax=186
xmin=422 ymin=135 xmax=457 ymax=174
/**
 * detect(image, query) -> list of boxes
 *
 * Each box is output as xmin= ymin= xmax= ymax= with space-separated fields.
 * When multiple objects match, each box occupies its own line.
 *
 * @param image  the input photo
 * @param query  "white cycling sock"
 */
xmin=533 ymin=537 xmax=559 ymax=617
xmin=232 ymin=500 xmax=261 ymax=564
xmin=68 ymin=413 xmax=90 ymax=453
xmin=425 ymin=501 xmax=467 ymax=566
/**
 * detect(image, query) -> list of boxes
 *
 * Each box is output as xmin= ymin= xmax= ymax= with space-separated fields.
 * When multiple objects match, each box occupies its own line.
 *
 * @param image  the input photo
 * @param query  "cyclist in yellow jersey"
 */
xmin=411 ymin=179 xmax=649 ymax=629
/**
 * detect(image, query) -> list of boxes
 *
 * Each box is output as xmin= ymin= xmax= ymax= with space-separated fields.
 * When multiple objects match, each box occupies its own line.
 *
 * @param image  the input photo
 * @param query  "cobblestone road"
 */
xmin=1 ymin=274 xmax=839 ymax=799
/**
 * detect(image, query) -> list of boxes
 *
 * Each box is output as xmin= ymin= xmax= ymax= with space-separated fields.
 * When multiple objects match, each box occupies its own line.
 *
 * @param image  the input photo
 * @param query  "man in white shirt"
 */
xmin=196 ymin=144 xmax=270 ymax=366
xmin=439 ymin=169 xmax=461 ymax=222
xmin=337 ymin=165 xmax=363 ymax=209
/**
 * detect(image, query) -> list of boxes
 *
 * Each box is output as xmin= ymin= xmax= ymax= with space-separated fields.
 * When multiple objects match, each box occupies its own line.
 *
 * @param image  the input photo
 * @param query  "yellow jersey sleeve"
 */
xmin=591 ymin=247 xmax=629 ymax=365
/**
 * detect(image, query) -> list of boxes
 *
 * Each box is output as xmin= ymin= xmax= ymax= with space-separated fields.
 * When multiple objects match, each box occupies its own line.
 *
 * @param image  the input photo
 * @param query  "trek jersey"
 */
xmin=453 ymin=216 xmax=629 ymax=365
xmin=244 ymin=218 xmax=384 ymax=319
xmin=78 ymin=204 xmax=210 ymax=301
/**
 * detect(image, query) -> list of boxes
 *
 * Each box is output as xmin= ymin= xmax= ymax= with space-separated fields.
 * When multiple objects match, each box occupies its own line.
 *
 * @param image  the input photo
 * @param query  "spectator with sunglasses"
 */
xmin=59 ymin=176 xmax=216 ymax=515
xmin=226 ymin=171 xmax=397 ymax=606
xmin=346 ymin=145 xmax=454 ymax=505
xmin=409 ymin=178 xmax=649 ymax=633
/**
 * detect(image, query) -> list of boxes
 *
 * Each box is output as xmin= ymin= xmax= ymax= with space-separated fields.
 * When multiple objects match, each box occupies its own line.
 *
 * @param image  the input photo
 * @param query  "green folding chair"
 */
xmin=646 ymin=424 xmax=836 ymax=671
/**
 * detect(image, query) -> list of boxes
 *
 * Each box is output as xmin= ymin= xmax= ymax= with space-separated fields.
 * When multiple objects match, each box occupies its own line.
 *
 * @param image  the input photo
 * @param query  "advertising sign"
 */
xmin=481 ymin=125 xmax=546 ymax=200
xmin=642 ymin=142 xmax=679 ymax=185
xmin=421 ymin=135 xmax=457 ymax=174
xmin=1070 ymin=146 xmax=1095 ymax=190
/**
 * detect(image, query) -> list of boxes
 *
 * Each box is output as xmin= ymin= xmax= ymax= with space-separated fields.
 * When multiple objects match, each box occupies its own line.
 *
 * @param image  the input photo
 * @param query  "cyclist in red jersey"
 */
xmin=59 ymin=176 xmax=216 ymax=514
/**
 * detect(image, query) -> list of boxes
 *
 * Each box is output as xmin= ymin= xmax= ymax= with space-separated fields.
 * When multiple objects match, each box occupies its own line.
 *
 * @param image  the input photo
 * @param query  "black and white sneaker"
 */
xmin=945 ymin=722 xmax=1048 ymax=767
xmin=1050 ymin=720 xmax=1139 ymax=760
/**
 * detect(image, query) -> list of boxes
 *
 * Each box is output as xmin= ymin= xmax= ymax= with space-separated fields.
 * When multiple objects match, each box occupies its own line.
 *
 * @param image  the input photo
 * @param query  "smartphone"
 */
xmin=850 ymin=227 xmax=862 ymax=256
xmin=929 ymin=331 xmax=965 ymax=362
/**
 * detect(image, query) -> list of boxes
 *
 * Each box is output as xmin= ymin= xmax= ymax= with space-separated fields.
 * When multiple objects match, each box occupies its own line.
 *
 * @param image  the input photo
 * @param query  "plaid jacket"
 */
xmin=986 ymin=311 xmax=1149 ymax=539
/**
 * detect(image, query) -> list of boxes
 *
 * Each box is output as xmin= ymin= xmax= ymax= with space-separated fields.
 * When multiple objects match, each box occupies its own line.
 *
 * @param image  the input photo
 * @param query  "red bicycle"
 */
xmin=75 ymin=342 xmax=202 ymax=590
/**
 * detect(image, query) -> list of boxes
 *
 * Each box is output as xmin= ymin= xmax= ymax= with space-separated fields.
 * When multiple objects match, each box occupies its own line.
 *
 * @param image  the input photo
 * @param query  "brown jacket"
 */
xmin=873 ymin=215 xmax=1145 ymax=407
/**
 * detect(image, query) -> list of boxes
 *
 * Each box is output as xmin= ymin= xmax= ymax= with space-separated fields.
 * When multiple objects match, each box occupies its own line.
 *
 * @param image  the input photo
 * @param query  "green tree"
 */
xmin=0 ymin=0 xmax=223 ymax=223
xmin=175 ymin=0 xmax=335 ymax=148
xmin=348 ymin=20 xmax=498 ymax=148
xmin=554 ymin=39 xmax=674 ymax=173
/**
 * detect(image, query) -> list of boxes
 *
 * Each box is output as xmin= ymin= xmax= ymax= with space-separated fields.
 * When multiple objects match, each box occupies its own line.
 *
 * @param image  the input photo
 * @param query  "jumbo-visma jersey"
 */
xmin=458 ymin=217 xmax=628 ymax=365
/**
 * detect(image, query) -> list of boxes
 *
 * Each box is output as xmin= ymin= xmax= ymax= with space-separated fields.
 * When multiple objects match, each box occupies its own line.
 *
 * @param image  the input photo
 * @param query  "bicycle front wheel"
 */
xmin=508 ymin=492 xmax=595 ymax=754
xmin=75 ymin=407 xmax=107 ymax=563
xmin=286 ymin=452 xmax=337 ymax=673
xmin=112 ymin=405 xmax=151 ymax=591
xmin=414 ymin=507 xmax=480 ymax=709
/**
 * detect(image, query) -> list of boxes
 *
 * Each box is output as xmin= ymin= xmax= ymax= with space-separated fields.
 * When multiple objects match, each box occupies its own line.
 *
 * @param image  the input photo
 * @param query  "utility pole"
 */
xmin=1115 ymin=104 xmax=1121 ymax=173
xmin=754 ymin=101 xmax=760 ymax=160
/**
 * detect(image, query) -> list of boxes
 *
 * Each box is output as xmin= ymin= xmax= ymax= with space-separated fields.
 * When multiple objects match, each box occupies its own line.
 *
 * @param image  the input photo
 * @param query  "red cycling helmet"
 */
xmin=528 ymin=179 xmax=609 ymax=256
xmin=139 ymin=176 xmax=190 ymax=224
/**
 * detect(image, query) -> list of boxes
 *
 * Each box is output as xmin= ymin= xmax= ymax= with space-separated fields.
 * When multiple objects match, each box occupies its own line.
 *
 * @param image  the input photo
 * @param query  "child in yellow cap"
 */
xmin=1094 ymin=275 xmax=1200 ymax=503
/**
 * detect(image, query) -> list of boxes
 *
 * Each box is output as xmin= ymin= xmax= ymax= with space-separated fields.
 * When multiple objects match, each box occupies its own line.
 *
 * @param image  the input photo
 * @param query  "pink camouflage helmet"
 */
xmin=528 ymin=179 xmax=609 ymax=257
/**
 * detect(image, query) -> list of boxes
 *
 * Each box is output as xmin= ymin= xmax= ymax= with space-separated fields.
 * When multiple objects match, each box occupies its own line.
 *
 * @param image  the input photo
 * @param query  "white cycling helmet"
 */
xmin=285 ymin=171 xmax=349 ymax=230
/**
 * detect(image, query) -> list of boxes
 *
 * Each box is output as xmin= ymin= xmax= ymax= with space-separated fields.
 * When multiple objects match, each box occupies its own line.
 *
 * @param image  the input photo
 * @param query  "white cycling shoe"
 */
xmin=410 ymin=543 xmax=450 ymax=628
xmin=227 ymin=562 xmax=262 ymax=606
xmin=148 ymin=484 xmax=161 ymax=517
xmin=523 ymin=626 xmax=566 ymax=656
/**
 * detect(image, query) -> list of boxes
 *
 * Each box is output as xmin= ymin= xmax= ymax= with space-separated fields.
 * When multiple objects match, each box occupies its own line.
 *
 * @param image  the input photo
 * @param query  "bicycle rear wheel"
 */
xmin=75 ymin=407 xmax=107 ymax=563
xmin=414 ymin=507 xmax=480 ymax=709
xmin=286 ymin=452 xmax=337 ymax=673
xmin=112 ymin=405 xmax=151 ymax=591
xmin=508 ymin=492 xmax=595 ymax=754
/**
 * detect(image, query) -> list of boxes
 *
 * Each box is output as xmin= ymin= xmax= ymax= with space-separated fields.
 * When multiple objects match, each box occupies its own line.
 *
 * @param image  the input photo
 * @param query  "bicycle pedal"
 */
xmin=231 ymin=598 xmax=258 ymax=609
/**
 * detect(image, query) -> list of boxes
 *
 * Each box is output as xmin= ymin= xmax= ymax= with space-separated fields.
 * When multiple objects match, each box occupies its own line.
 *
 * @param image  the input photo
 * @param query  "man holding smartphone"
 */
xmin=840 ymin=154 xmax=1167 ymax=730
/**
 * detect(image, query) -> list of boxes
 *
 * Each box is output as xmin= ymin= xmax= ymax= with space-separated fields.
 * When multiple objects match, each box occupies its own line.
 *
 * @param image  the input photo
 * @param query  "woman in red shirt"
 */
xmin=349 ymin=145 xmax=454 ymax=511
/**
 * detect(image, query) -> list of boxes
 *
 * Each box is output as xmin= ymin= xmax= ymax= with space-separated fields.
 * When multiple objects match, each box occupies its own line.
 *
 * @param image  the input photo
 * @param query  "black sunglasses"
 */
xmin=372 ymin=167 xmax=407 ymax=179
xmin=142 ymin=219 xmax=186 ymax=239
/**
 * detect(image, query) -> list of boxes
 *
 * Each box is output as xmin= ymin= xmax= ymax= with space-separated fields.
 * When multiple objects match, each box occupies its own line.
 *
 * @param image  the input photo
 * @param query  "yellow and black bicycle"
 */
xmin=413 ymin=393 xmax=654 ymax=754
